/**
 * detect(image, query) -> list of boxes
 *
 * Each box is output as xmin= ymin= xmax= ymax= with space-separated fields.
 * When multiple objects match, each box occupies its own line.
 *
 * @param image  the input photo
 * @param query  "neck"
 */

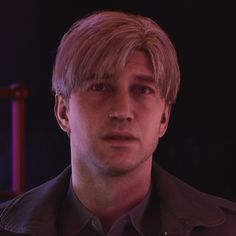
xmin=71 ymin=159 xmax=152 ymax=231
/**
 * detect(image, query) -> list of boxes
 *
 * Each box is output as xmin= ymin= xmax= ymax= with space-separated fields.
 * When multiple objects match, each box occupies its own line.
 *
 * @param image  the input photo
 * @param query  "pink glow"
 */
xmin=0 ymin=84 xmax=28 ymax=196
xmin=12 ymin=99 xmax=25 ymax=194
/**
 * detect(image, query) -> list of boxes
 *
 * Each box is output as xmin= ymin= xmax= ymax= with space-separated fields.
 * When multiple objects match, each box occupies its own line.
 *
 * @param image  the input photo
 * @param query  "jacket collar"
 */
xmin=152 ymin=163 xmax=225 ymax=235
xmin=0 ymin=164 xmax=226 ymax=235
xmin=0 ymin=166 xmax=71 ymax=235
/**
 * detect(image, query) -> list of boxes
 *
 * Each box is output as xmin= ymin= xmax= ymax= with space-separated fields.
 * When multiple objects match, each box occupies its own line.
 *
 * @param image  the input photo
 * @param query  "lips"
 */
xmin=102 ymin=132 xmax=139 ymax=142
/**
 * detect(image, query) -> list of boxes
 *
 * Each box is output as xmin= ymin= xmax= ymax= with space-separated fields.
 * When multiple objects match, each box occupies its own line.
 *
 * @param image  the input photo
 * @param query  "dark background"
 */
xmin=0 ymin=1 xmax=236 ymax=201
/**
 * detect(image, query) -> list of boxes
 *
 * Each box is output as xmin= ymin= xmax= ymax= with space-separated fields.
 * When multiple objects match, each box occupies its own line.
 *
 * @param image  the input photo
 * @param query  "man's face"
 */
xmin=56 ymin=51 xmax=170 ymax=176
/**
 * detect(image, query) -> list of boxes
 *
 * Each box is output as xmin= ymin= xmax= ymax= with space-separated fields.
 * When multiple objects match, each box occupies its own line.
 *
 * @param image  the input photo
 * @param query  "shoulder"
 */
xmin=0 ymin=166 xmax=71 ymax=235
xmin=0 ymin=165 xmax=71 ymax=208
xmin=203 ymin=193 xmax=236 ymax=228
xmin=152 ymin=163 xmax=236 ymax=234
xmin=203 ymin=193 xmax=236 ymax=213
xmin=0 ymin=201 xmax=11 ymax=215
xmin=192 ymin=194 xmax=236 ymax=235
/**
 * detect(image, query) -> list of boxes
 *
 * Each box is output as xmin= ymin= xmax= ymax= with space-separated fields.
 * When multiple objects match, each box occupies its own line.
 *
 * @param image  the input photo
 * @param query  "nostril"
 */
xmin=108 ymin=111 xmax=120 ymax=119
xmin=108 ymin=111 xmax=133 ymax=121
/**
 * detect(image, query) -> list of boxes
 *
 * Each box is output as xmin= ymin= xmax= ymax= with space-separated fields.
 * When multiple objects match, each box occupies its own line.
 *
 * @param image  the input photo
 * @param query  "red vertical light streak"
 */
xmin=11 ymin=84 xmax=28 ymax=195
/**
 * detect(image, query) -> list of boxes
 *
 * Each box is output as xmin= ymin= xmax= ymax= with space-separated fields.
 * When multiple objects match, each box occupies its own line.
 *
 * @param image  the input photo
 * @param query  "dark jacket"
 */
xmin=0 ymin=164 xmax=236 ymax=235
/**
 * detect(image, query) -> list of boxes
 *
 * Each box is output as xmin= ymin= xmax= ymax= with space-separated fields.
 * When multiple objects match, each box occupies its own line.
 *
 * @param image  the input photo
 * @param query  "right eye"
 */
xmin=89 ymin=83 xmax=109 ymax=92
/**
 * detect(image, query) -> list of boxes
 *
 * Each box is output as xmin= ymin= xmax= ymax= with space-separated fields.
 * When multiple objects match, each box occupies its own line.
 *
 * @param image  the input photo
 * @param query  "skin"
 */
xmin=55 ymin=51 xmax=171 ymax=231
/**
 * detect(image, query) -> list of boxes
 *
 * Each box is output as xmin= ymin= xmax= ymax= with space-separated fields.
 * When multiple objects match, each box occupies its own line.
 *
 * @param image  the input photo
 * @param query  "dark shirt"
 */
xmin=58 ymin=180 xmax=162 ymax=236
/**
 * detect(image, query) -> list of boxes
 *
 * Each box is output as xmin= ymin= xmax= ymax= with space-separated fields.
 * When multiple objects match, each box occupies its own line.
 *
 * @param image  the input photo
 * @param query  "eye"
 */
xmin=135 ymin=85 xmax=154 ymax=95
xmin=89 ymin=83 xmax=109 ymax=92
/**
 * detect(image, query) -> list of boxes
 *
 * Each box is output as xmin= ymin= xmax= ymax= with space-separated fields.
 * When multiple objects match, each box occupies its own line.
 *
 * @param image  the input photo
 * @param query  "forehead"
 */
xmin=75 ymin=50 xmax=158 ymax=94
xmin=124 ymin=51 xmax=154 ymax=76
xmin=88 ymin=51 xmax=154 ymax=82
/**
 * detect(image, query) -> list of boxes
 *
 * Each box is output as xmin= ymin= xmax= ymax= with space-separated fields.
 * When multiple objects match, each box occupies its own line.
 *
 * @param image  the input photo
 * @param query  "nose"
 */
xmin=108 ymin=90 xmax=134 ymax=121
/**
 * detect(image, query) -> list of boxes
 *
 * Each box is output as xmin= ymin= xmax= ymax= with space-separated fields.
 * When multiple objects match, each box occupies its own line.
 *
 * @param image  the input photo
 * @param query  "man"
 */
xmin=0 ymin=11 xmax=236 ymax=235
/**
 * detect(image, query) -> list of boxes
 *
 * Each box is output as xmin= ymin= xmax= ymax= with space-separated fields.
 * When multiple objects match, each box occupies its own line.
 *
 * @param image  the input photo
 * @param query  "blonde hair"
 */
xmin=52 ymin=11 xmax=180 ymax=104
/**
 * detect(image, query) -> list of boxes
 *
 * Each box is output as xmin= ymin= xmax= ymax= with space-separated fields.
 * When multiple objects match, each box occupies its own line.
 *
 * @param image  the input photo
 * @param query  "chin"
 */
xmin=97 ymin=156 xmax=149 ymax=177
xmin=101 ymin=166 xmax=137 ymax=177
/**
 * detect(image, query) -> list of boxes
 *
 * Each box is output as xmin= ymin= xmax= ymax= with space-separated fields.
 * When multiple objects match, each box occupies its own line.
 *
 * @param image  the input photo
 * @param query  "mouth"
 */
xmin=101 ymin=132 xmax=139 ymax=143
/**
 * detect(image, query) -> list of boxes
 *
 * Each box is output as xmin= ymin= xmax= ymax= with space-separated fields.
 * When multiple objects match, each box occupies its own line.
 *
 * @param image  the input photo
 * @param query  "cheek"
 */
xmin=139 ymin=120 xmax=160 ymax=157
xmin=69 ymin=104 xmax=101 ymax=141
xmin=139 ymin=110 xmax=163 ymax=141
xmin=142 ymin=106 xmax=163 ymax=126
xmin=68 ymin=103 xmax=88 ymax=136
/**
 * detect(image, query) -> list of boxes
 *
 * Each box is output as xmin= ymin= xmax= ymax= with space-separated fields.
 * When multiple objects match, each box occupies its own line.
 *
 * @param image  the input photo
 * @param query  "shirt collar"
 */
xmin=128 ymin=183 xmax=151 ymax=234
xmin=59 ymin=178 xmax=94 ymax=235
xmin=62 ymin=178 xmax=152 ymax=235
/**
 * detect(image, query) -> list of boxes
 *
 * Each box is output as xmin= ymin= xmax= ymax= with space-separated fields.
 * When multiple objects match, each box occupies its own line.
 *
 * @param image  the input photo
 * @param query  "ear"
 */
xmin=54 ymin=95 xmax=70 ymax=133
xmin=159 ymin=105 xmax=171 ymax=138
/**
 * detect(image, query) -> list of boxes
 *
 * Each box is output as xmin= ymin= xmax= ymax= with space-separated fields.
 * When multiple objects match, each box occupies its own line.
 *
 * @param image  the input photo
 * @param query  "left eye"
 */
xmin=136 ymin=86 xmax=153 ymax=94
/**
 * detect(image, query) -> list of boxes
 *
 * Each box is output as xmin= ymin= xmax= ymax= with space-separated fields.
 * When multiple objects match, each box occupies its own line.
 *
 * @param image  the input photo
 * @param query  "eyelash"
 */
xmin=134 ymin=86 xmax=153 ymax=94
xmin=89 ymin=83 xmax=111 ymax=92
xmin=88 ymin=83 xmax=154 ymax=96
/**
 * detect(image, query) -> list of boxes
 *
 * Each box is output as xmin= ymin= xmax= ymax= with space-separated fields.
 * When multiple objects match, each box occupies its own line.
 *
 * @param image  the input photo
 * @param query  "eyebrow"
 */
xmin=134 ymin=75 xmax=156 ymax=83
xmin=86 ymin=73 xmax=114 ymax=81
xmin=85 ymin=74 xmax=156 ymax=84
